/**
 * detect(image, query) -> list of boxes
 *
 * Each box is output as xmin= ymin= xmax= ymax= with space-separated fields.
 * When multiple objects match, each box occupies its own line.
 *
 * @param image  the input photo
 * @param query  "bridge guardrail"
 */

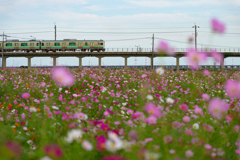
xmin=105 ymin=48 xmax=240 ymax=53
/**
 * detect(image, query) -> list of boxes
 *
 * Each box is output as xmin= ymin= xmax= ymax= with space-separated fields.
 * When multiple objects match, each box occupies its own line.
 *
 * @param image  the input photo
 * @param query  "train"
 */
xmin=0 ymin=39 xmax=105 ymax=52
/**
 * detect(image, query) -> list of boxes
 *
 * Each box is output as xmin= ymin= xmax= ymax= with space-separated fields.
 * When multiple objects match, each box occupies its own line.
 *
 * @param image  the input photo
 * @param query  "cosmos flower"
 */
xmin=185 ymin=150 xmax=194 ymax=157
xmin=208 ymin=98 xmax=229 ymax=119
xmin=52 ymin=68 xmax=75 ymax=87
xmin=225 ymin=79 xmax=240 ymax=98
xmin=211 ymin=50 xmax=223 ymax=63
xmin=157 ymin=41 xmax=175 ymax=55
xmin=82 ymin=140 xmax=93 ymax=151
xmin=211 ymin=18 xmax=225 ymax=34
xmin=65 ymin=129 xmax=83 ymax=143
xmin=22 ymin=93 xmax=30 ymax=99
xmin=44 ymin=144 xmax=63 ymax=159
xmin=156 ymin=67 xmax=165 ymax=75
xmin=186 ymin=48 xmax=207 ymax=70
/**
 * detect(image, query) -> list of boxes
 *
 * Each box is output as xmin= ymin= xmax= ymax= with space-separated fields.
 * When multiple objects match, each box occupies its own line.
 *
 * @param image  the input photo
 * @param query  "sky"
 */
xmin=0 ymin=0 xmax=240 ymax=67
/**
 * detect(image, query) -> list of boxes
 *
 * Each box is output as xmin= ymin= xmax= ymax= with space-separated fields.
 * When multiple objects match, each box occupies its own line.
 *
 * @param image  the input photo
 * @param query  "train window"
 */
xmin=6 ymin=43 xmax=12 ymax=46
xmin=21 ymin=43 xmax=28 ymax=46
xmin=85 ymin=42 xmax=88 ymax=46
xmin=37 ymin=43 xmax=39 ymax=46
xmin=69 ymin=43 xmax=76 ymax=46
xmin=0 ymin=44 xmax=1 ymax=47
xmin=42 ymin=43 xmax=44 ymax=46
xmin=55 ymin=43 xmax=60 ymax=46
xmin=30 ymin=43 xmax=33 ymax=46
xmin=100 ymin=43 xmax=103 ymax=45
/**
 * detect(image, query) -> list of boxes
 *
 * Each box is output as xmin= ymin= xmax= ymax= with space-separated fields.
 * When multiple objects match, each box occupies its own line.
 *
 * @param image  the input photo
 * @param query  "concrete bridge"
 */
xmin=1 ymin=48 xmax=240 ymax=71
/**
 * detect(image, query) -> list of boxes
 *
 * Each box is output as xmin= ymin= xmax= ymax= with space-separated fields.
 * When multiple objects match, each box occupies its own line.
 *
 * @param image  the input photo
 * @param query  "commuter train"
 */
xmin=0 ymin=39 xmax=105 ymax=52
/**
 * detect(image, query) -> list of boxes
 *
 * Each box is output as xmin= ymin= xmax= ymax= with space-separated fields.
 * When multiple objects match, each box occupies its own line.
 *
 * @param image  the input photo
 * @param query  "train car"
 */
xmin=41 ymin=39 xmax=105 ymax=52
xmin=0 ymin=40 xmax=40 ymax=52
xmin=0 ymin=39 xmax=105 ymax=52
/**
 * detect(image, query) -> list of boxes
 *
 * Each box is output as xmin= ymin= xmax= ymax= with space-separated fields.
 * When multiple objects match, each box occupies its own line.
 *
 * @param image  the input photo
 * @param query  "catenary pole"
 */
xmin=2 ymin=32 xmax=4 ymax=68
xmin=54 ymin=24 xmax=56 ymax=41
xmin=193 ymin=24 xmax=200 ymax=50
xmin=152 ymin=34 xmax=154 ymax=69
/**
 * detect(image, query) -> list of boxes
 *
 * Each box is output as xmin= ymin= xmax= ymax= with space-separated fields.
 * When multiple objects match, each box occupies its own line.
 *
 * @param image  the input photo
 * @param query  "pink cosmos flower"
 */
xmin=179 ymin=104 xmax=188 ymax=112
xmin=164 ymin=135 xmax=173 ymax=143
xmin=203 ymin=70 xmax=210 ymax=76
xmin=202 ymin=94 xmax=210 ymax=101
xmin=52 ymin=68 xmax=75 ymax=87
xmin=186 ymin=150 xmax=194 ymax=157
xmin=225 ymin=79 xmax=240 ymax=98
xmin=96 ymin=135 xmax=106 ymax=151
xmin=128 ymin=130 xmax=139 ymax=140
xmin=145 ymin=116 xmax=157 ymax=125
xmin=211 ymin=50 xmax=223 ymax=63
xmin=208 ymin=98 xmax=229 ymax=119
xmin=102 ymin=155 xmax=126 ymax=160
xmin=157 ymin=41 xmax=175 ymax=55
xmin=22 ymin=93 xmax=30 ymax=99
xmin=145 ymin=103 xmax=161 ymax=118
xmin=183 ymin=116 xmax=190 ymax=122
xmin=194 ymin=107 xmax=203 ymax=116
xmin=169 ymin=149 xmax=175 ymax=154
xmin=205 ymin=144 xmax=212 ymax=149
xmin=225 ymin=115 xmax=232 ymax=121
xmin=186 ymin=48 xmax=207 ymax=70
xmin=211 ymin=18 xmax=226 ymax=34
xmin=185 ymin=129 xmax=193 ymax=136
xmin=44 ymin=144 xmax=63 ymax=159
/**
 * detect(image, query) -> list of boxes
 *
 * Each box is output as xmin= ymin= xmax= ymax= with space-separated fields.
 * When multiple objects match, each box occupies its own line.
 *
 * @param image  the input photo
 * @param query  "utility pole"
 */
xmin=54 ymin=23 xmax=56 ymax=41
xmin=192 ymin=24 xmax=199 ymax=50
xmin=2 ymin=32 xmax=4 ymax=68
xmin=152 ymin=34 xmax=154 ymax=69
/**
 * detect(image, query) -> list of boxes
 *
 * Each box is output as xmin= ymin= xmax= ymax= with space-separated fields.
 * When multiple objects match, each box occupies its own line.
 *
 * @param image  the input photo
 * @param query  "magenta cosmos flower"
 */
xmin=225 ymin=79 xmax=240 ymax=98
xmin=22 ymin=93 xmax=30 ymax=99
xmin=208 ymin=98 xmax=229 ymax=119
xmin=211 ymin=18 xmax=226 ymax=34
xmin=186 ymin=48 xmax=207 ymax=70
xmin=157 ymin=41 xmax=175 ymax=55
xmin=52 ymin=68 xmax=75 ymax=87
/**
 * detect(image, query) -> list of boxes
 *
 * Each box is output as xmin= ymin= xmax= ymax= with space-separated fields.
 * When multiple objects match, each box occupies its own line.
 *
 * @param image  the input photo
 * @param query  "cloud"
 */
xmin=125 ymin=0 xmax=237 ymax=7
xmin=84 ymin=5 xmax=106 ymax=11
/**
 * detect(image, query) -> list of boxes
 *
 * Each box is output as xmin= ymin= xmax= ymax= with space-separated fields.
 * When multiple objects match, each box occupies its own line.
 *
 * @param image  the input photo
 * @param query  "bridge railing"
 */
xmin=105 ymin=48 xmax=240 ymax=53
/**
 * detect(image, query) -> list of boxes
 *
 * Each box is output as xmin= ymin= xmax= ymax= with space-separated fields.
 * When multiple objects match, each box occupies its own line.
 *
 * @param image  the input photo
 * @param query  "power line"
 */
xmin=58 ymin=31 xmax=192 ymax=34
xmin=199 ymin=31 xmax=240 ymax=34
xmin=105 ymin=37 xmax=150 ymax=41
xmin=155 ymin=37 xmax=240 ymax=48
xmin=6 ymin=31 xmax=53 ymax=34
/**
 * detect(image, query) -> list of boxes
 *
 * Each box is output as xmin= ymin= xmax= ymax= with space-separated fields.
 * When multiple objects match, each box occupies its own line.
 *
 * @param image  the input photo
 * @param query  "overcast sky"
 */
xmin=0 ymin=0 xmax=240 ymax=67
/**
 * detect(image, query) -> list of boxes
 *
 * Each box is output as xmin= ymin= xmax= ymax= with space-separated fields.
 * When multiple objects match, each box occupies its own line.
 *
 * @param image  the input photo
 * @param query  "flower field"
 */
xmin=0 ymin=67 xmax=240 ymax=160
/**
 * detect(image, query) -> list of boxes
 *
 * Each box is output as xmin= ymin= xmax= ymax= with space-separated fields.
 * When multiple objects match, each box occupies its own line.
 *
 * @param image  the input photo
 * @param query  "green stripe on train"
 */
xmin=4 ymin=47 xmax=14 ymax=49
xmin=67 ymin=46 xmax=78 ymax=48
xmin=51 ymin=46 xmax=63 ymax=48
xmin=19 ymin=47 xmax=30 ymax=48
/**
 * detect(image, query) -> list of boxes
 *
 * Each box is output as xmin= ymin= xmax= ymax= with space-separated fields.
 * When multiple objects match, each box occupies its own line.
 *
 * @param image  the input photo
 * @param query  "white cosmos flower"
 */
xmin=52 ymin=106 xmax=59 ymax=110
xmin=144 ymin=151 xmax=162 ymax=160
xmin=106 ymin=139 xmax=123 ymax=152
xmin=193 ymin=123 xmax=199 ymax=130
xmin=156 ymin=67 xmax=165 ymax=75
xmin=27 ymin=140 xmax=33 ymax=145
xmin=65 ymin=129 xmax=83 ymax=143
xmin=82 ymin=140 xmax=93 ymax=151
xmin=59 ymin=88 xmax=62 ymax=91
xmin=40 ymin=156 xmax=52 ymax=160
xmin=29 ymin=107 xmax=37 ymax=112
xmin=166 ymin=97 xmax=174 ymax=104
xmin=146 ymin=95 xmax=153 ymax=100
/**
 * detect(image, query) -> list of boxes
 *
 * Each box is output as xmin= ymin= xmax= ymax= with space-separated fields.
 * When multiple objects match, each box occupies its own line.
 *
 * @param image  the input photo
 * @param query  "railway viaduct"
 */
xmin=1 ymin=49 xmax=240 ymax=71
